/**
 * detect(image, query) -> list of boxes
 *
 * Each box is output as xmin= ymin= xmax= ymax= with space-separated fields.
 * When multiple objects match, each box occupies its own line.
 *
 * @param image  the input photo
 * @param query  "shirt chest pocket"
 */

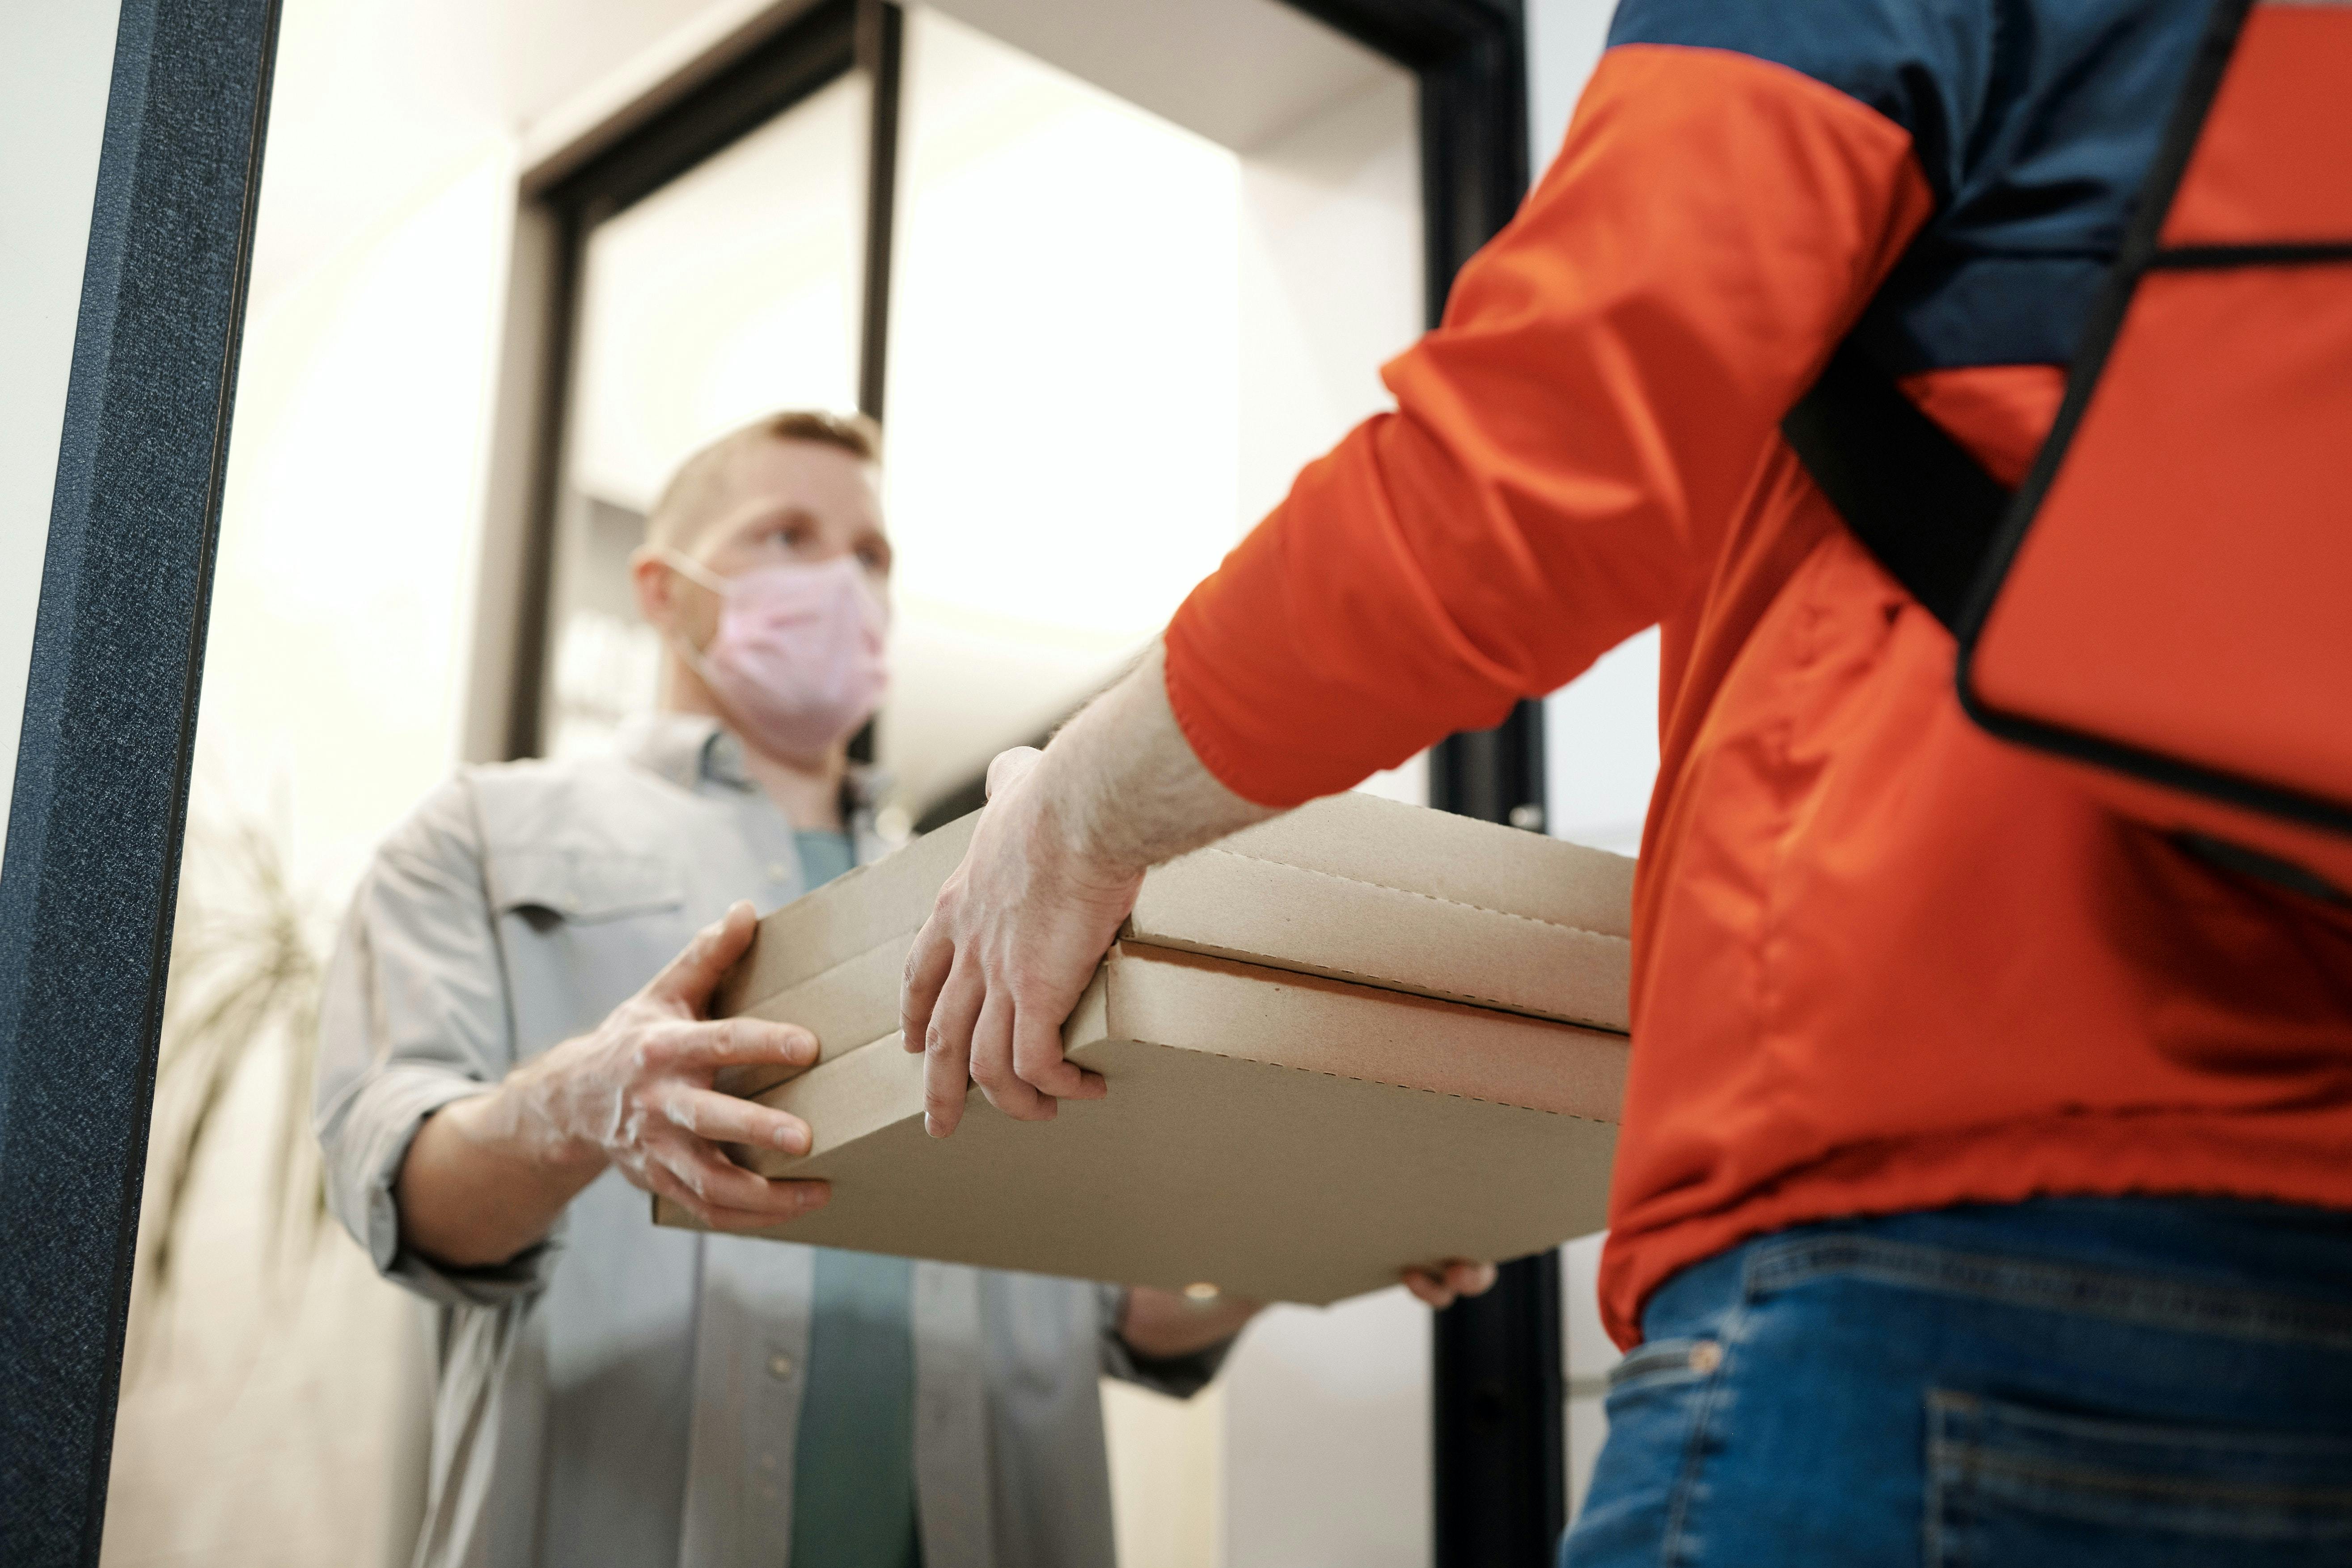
xmin=486 ymin=847 xmax=693 ymax=1051
xmin=488 ymin=847 xmax=685 ymax=923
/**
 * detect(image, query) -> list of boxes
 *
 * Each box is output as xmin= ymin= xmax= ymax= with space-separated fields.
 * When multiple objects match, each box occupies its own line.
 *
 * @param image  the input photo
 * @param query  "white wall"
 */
xmin=0 ymin=0 xmax=121 ymax=850
xmin=103 ymin=4 xmax=787 ymax=1564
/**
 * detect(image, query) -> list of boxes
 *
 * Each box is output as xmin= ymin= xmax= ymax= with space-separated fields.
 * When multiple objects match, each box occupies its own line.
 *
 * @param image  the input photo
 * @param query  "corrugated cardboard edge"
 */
xmin=1201 ymin=793 xmax=1635 ymax=939
xmin=713 ymin=812 xmax=977 ymax=1019
xmin=654 ymin=944 xmax=1625 ymax=1303
xmin=709 ymin=798 xmax=1633 ymax=1102
xmin=701 ymin=942 xmax=1624 ymax=1183
xmin=1127 ymin=850 xmax=1628 ymax=1031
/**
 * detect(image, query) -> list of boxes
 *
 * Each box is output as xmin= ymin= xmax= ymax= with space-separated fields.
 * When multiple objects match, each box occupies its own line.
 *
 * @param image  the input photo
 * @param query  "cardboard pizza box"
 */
xmin=664 ymin=794 xmax=1631 ymax=1305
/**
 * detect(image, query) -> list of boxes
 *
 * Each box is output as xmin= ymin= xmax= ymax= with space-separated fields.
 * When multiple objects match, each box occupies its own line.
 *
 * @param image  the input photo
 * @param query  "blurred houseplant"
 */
xmin=126 ymin=816 xmax=329 ymax=1365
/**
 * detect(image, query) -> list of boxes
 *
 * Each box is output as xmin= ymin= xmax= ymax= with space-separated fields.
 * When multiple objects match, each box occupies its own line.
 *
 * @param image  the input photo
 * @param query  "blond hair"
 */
xmin=647 ymin=410 xmax=882 ymax=551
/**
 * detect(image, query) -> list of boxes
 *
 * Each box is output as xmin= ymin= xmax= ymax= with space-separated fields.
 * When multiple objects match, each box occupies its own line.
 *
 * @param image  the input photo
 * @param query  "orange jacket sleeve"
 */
xmin=1162 ymin=43 xmax=1936 ymax=806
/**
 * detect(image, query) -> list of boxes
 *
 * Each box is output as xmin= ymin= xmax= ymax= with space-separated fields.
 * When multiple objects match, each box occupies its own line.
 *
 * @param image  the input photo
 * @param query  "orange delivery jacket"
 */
xmin=1160 ymin=4 xmax=2352 ymax=1347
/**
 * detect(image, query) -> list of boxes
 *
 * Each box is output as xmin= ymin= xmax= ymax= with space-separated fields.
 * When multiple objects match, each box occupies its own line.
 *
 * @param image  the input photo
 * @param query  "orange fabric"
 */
xmin=2162 ymin=3 xmax=2352 ymax=246
xmin=1166 ymin=44 xmax=1929 ymax=807
xmin=1164 ymin=44 xmax=2352 ymax=1346
xmin=1963 ymin=0 xmax=2352 ymax=892
xmin=1969 ymin=266 xmax=2352 ymax=884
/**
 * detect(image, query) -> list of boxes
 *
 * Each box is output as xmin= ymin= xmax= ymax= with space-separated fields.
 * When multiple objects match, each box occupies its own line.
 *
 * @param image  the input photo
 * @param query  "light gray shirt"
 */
xmin=313 ymin=714 xmax=1220 ymax=1568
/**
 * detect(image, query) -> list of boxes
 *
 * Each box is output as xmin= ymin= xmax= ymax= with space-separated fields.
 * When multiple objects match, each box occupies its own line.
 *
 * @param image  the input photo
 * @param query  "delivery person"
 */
xmin=900 ymin=2 xmax=2352 ymax=1563
xmin=313 ymin=412 xmax=1262 ymax=1568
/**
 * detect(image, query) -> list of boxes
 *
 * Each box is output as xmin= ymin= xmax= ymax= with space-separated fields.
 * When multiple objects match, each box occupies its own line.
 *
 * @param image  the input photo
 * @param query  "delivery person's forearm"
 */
xmin=1045 ymin=644 xmax=1274 ymax=877
xmin=396 ymin=1081 xmax=606 ymax=1269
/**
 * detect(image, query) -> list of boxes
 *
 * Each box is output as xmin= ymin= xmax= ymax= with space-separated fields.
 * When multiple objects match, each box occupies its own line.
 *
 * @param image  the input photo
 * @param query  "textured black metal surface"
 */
xmin=1434 ymin=1250 xmax=1568 ymax=1567
xmin=0 ymin=0 xmax=280 ymax=1561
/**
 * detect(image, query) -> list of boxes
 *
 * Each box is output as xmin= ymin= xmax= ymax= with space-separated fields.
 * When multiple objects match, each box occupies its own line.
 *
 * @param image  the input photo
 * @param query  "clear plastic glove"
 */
xmin=899 ymin=746 xmax=1133 ymax=1135
xmin=399 ymin=902 xmax=830 ymax=1266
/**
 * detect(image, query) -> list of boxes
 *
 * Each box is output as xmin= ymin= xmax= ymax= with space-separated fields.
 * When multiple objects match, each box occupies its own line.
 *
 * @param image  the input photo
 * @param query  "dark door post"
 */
xmin=0 ymin=1 xmax=282 ymax=1561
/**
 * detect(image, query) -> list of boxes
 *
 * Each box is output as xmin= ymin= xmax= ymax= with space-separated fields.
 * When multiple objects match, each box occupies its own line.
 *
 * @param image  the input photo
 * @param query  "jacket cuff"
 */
xmin=1095 ymin=1283 xmax=1238 ymax=1400
xmin=335 ymin=1065 xmax=559 ymax=1310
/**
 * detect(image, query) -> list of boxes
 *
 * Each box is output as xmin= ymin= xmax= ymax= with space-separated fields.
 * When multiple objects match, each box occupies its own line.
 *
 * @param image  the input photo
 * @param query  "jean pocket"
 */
xmin=1605 ymin=1336 xmax=1724 ymax=1399
xmin=1926 ymin=1388 xmax=2352 ymax=1567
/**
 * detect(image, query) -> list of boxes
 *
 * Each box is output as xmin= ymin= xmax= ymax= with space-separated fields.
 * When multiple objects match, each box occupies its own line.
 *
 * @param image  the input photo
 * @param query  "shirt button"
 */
xmin=766 ymin=862 xmax=791 ymax=882
xmin=767 ymin=1353 xmax=795 ymax=1380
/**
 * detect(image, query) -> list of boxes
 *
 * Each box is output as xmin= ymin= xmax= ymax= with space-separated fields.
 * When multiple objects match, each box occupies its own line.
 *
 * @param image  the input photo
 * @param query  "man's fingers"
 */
xmin=664 ymin=1016 xmax=819 ymax=1072
xmin=655 ymin=1139 xmax=829 ymax=1220
xmin=647 ymin=901 xmax=759 ymax=1013
xmin=659 ymin=1086 xmax=813 ymax=1158
xmin=901 ymin=913 xmax=956 ymax=1055
xmin=1011 ymin=1002 xmax=1103 ymax=1103
xmin=922 ymin=966 xmax=985 ymax=1137
xmin=984 ymin=746 xmax=1044 ymax=802
xmin=1401 ymin=1268 xmax=1452 ymax=1308
xmin=1446 ymin=1260 xmax=1499 ymax=1299
xmin=641 ymin=1158 xmax=829 ymax=1232
xmin=969 ymin=992 xmax=1055 ymax=1123
xmin=1400 ymin=1259 xmax=1499 ymax=1309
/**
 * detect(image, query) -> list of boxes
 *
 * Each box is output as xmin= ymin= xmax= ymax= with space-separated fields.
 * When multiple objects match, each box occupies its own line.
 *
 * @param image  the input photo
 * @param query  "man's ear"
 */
xmin=630 ymin=546 xmax=676 ymax=633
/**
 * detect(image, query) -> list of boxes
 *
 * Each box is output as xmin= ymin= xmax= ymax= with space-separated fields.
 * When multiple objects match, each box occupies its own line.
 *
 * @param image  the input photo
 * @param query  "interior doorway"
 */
xmin=507 ymin=3 xmax=1548 ymax=1561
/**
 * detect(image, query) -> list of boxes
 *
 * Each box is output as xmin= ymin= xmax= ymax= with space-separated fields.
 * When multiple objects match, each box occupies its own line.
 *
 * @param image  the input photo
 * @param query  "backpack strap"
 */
xmin=1782 ymin=338 xmax=2348 ymax=906
xmin=1780 ymin=341 xmax=2012 ymax=633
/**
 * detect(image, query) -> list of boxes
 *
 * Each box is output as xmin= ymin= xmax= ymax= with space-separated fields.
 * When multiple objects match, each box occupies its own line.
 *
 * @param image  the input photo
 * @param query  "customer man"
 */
xmin=903 ymin=3 xmax=2352 ymax=1563
xmin=315 ymin=412 xmax=1257 ymax=1568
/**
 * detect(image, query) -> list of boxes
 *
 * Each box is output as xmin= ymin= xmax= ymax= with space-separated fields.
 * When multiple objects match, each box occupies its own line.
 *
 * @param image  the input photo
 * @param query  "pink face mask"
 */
xmin=661 ymin=550 xmax=888 ymax=761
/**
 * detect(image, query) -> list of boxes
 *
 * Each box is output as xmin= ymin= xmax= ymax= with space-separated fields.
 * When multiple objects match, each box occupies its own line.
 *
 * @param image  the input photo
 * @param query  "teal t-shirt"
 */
xmin=787 ymin=830 xmax=921 ymax=1568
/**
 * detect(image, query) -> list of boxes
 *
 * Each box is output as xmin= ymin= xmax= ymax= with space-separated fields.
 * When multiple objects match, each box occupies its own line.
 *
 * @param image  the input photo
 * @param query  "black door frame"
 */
xmin=0 ymin=1 xmax=286 ymax=1564
xmin=520 ymin=1 xmax=1556 ymax=1561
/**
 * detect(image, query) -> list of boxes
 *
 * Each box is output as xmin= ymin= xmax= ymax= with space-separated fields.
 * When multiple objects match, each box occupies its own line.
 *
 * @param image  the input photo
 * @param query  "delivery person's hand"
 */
xmin=900 ymin=647 xmax=1276 ymax=1135
xmin=897 ymin=744 xmax=1132 ymax=1132
xmin=398 ymin=902 xmax=831 ymax=1268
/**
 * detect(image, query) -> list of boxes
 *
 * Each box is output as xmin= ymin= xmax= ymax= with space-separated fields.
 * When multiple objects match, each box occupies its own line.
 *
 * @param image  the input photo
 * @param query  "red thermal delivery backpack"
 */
xmin=1785 ymin=0 xmax=2352 ymax=905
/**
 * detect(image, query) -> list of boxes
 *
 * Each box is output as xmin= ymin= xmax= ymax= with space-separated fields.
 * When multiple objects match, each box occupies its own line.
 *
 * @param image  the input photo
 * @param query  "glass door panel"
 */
xmin=886 ymin=7 xmax=1429 ymax=1562
xmin=546 ymin=71 xmax=871 ymax=758
xmin=878 ymin=8 xmax=1244 ymax=818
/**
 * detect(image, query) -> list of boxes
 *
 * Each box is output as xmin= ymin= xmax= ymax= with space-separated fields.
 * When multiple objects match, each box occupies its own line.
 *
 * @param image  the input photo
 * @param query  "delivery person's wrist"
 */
xmin=1032 ymin=644 xmax=1273 ymax=879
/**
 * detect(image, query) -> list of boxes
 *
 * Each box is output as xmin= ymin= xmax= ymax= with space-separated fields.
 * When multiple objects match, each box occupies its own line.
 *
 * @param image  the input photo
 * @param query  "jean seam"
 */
xmin=1657 ymin=1312 xmax=1740 ymax=1568
xmin=1747 ymin=1234 xmax=2352 ymax=1350
xmin=1925 ymin=1389 xmax=1971 ymax=1568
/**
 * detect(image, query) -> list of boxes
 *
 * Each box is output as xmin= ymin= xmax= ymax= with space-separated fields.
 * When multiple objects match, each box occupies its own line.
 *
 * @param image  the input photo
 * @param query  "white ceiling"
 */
xmin=250 ymin=0 xmax=789 ymax=317
xmin=925 ymin=0 xmax=1405 ymax=152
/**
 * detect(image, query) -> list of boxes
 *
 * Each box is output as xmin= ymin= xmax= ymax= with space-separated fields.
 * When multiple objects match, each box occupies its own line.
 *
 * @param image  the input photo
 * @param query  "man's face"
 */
xmin=690 ymin=436 xmax=891 ymax=586
xmin=639 ymin=437 xmax=893 ymax=653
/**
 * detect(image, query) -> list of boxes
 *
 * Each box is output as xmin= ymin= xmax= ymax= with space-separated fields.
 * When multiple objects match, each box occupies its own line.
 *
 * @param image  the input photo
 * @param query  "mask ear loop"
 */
xmin=654 ymin=548 xmax=732 ymax=689
xmin=656 ymin=546 xmax=732 ymax=595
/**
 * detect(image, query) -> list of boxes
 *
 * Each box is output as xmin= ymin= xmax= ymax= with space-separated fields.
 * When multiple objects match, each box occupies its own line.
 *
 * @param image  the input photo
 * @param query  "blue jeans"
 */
xmin=1563 ymin=1198 xmax=2352 ymax=1566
